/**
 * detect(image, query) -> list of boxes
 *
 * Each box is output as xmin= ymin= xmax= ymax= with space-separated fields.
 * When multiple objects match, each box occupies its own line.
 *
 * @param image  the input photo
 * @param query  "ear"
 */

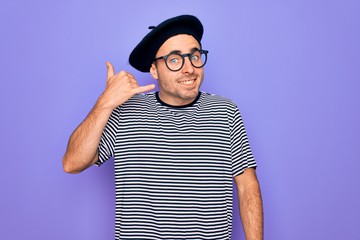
xmin=150 ymin=63 xmax=159 ymax=80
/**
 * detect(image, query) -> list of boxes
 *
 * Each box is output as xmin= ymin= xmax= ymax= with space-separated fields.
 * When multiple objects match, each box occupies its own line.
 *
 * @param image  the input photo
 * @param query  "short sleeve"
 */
xmin=95 ymin=108 xmax=120 ymax=166
xmin=229 ymin=106 xmax=257 ymax=176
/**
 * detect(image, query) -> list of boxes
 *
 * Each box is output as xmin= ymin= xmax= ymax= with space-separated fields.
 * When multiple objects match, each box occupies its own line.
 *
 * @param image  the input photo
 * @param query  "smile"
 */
xmin=179 ymin=79 xmax=195 ymax=85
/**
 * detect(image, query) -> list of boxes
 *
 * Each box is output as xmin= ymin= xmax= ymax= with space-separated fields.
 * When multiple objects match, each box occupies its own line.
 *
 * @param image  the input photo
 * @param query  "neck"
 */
xmin=156 ymin=92 xmax=201 ymax=108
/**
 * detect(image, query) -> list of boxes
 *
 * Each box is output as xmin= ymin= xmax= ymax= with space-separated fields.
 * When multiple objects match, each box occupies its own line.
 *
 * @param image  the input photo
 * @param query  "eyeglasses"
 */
xmin=154 ymin=49 xmax=209 ymax=72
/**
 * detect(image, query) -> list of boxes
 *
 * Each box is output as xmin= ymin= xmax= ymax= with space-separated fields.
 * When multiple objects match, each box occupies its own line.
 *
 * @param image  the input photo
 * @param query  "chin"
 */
xmin=181 ymin=90 xmax=199 ymax=100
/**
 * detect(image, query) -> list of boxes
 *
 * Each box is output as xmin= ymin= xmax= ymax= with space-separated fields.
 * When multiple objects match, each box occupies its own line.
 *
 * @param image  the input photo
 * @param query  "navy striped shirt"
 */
xmin=97 ymin=91 xmax=256 ymax=239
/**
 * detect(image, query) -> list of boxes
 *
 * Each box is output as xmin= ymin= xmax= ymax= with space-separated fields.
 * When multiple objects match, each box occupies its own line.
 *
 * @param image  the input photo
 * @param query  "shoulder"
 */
xmin=200 ymin=92 xmax=238 ymax=109
xmin=127 ymin=92 xmax=155 ymax=103
xmin=115 ymin=92 xmax=156 ymax=109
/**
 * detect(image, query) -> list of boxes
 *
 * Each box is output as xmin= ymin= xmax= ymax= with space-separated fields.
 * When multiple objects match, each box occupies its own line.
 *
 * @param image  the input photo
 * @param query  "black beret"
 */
xmin=129 ymin=15 xmax=204 ymax=72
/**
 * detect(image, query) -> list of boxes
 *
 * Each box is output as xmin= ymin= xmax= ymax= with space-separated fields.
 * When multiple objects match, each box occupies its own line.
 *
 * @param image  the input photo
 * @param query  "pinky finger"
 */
xmin=134 ymin=84 xmax=156 ymax=94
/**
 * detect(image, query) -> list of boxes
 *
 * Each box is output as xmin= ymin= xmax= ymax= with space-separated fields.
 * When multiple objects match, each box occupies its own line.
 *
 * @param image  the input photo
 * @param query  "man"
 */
xmin=63 ymin=15 xmax=263 ymax=239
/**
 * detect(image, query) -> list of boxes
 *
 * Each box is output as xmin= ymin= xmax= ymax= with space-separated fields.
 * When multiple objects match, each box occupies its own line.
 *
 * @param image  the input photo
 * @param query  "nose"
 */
xmin=181 ymin=56 xmax=195 ymax=74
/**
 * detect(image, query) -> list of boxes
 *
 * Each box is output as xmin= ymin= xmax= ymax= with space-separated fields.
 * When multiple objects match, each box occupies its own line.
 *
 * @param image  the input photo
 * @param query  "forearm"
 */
xmin=236 ymin=169 xmax=264 ymax=240
xmin=62 ymin=62 xmax=155 ymax=173
xmin=62 ymin=102 xmax=113 ymax=173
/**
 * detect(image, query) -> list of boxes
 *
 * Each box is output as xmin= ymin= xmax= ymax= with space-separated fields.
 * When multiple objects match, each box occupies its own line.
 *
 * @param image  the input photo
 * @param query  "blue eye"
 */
xmin=167 ymin=54 xmax=181 ymax=65
xmin=191 ymin=55 xmax=199 ymax=61
xmin=169 ymin=58 xmax=179 ymax=64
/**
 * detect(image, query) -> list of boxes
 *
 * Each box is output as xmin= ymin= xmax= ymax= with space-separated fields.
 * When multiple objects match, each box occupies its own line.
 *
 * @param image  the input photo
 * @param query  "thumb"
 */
xmin=106 ymin=61 xmax=115 ymax=80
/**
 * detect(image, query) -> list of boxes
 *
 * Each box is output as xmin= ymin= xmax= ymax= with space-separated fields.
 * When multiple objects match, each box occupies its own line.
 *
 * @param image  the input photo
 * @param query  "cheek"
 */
xmin=158 ymin=74 xmax=178 ymax=91
xmin=158 ymin=71 xmax=175 ymax=84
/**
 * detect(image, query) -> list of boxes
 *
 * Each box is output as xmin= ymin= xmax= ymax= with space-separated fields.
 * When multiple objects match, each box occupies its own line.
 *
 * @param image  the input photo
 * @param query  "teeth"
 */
xmin=180 ymin=80 xmax=195 ymax=85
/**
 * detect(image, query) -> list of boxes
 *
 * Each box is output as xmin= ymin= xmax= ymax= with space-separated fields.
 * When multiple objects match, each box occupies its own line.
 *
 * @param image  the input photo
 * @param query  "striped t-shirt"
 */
xmin=97 ymin=91 xmax=256 ymax=239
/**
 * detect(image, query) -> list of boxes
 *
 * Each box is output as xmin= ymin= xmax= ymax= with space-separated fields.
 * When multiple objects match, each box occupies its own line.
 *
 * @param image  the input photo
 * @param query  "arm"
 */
xmin=62 ymin=62 xmax=155 ymax=173
xmin=234 ymin=168 xmax=264 ymax=240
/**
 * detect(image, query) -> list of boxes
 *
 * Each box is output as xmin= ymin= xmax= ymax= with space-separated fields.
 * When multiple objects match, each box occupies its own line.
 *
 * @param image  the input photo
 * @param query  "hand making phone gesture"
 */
xmin=97 ymin=62 xmax=155 ymax=110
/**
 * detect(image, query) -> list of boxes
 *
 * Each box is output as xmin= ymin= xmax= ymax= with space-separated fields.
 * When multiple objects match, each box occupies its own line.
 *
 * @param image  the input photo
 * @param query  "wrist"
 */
xmin=94 ymin=94 xmax=117 ymax=113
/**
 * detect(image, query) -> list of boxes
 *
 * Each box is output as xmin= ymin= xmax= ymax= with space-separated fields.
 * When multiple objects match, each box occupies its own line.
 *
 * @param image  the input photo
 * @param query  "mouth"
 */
xmin=178 ymin=79 xmax=196 ymax=86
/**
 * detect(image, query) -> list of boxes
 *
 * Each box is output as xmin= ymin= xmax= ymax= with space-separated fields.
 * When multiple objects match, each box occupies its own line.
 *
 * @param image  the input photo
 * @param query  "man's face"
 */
xmin=150 ymin=34 xmax=204 ymax=106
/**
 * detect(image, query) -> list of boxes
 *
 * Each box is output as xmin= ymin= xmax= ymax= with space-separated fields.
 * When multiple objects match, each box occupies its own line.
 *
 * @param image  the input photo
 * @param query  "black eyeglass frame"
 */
xmin=153 ymin=49 xmax=209 ymax=72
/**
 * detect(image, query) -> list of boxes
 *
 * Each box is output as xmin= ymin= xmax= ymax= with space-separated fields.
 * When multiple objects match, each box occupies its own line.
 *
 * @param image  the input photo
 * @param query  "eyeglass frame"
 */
xmin=153 ymin=48 xmax=209 ymax=72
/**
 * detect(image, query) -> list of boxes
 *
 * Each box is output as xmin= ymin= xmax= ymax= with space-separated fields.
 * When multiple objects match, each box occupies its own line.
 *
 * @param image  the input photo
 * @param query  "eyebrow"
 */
xmin=166 ymin=47 xmax=200 ymax=55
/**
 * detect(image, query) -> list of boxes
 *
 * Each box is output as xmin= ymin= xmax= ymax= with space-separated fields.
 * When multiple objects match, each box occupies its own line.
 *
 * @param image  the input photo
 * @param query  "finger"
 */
xmin=123 ymin=72 xmax=136 ymax=82
xmin=133 ymin=84 xmax=156 ymax=94
xmin=128 ymin=76 xmax=138 ymax=84
xmin=126 ymin=72 xmax=136 ymax=79
xmin=106 ymin=62 xmax=115 ymax=80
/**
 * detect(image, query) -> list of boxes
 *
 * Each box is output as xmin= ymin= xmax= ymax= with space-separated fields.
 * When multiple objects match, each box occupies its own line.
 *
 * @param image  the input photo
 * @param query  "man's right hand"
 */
xmin=62 ymin=62 xmax=155 ymax=173
xmin=96 ymin=61 xmax=155 ymax=110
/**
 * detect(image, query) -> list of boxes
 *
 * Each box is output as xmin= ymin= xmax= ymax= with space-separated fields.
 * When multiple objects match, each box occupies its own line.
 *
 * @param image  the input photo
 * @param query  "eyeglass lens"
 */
xmin=166 ymin=50 xmax=207 ymax=71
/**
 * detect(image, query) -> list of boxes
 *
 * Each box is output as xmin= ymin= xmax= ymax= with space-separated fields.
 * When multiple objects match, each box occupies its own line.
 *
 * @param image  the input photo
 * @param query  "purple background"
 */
xmin=1 ymin=0 xmax=359 ymax=239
